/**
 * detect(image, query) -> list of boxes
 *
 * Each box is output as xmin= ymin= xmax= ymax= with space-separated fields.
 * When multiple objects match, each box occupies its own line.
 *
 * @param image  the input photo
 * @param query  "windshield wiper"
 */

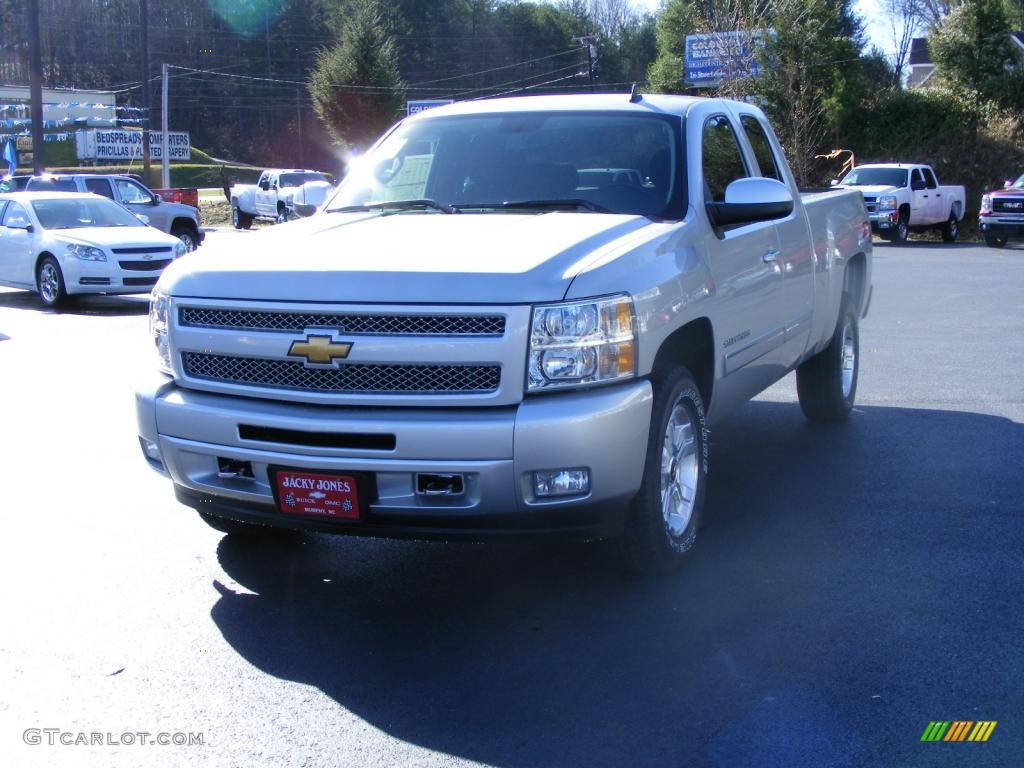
xmin=328 ymin=199 xmax=455 ymax=214
xmin=454 ymin=199 xmax=614 ymax=214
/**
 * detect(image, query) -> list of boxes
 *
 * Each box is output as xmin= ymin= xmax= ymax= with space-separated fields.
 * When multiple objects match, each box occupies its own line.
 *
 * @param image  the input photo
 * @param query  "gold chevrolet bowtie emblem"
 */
xmin=287 ymin=335 xmax=353 ymax=364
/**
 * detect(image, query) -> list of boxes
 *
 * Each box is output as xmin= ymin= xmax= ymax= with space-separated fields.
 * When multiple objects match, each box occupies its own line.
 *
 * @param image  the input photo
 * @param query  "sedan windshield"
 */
xmin=840 ymin=168 xmax=909 ymax=187
xmin=31 ymin=198 xmax=146 ymax=229
xmin=325 ymin=111 xmax=683 ymax=219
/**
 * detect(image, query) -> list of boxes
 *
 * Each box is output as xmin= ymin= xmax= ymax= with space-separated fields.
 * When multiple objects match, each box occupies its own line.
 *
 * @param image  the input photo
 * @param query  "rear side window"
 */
xmin=84 ymin=177 xmax=115 ymax=199
xmin=922 ymin=167 xmax=938 ymax=189
xmin=740 ymin=115 xmax=782 ymax=182
xmin=702 ymin=115 xmax=748 ymax=202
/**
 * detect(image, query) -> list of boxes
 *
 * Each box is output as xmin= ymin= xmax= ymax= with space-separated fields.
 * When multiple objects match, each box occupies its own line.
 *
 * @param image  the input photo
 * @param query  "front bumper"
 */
xmin=978 ymin=217 xmax=1024 ymax=239
xmin=867 ymin=211 xmax=899 ymax=232
xmin=136 ymin=377 xmax=654 ymax=540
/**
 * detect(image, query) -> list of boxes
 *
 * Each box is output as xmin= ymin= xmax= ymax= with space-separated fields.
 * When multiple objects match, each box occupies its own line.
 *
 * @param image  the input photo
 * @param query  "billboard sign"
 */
xmin=407 ymin=100 xmax=453 ymax=116
xmin=685 ymin=31 xmax=766 ymax=87
xmin=75 ymin=129 xmax=191 ymax=161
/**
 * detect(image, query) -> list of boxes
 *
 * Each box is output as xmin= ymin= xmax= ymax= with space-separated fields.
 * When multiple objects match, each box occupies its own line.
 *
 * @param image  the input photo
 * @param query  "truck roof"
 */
xmin=407 ymin=93 xmax=710 ymax=121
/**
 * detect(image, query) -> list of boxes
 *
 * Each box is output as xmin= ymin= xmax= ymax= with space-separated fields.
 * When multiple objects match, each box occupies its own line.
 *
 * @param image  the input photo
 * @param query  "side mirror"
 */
xmin=151 ymin=193 xmax=161 ymax=205
xmin=910 ymin=179 xmax=926 ymax=191
xmin=135 ymin=213 xmax=150 ymax=225
xmin=7 ymin=221 xmax=33 ymax=232
xmin=830 ymin=179 xmax=840 ymax=187
xmin=1004 ymin=179 xmax=1014 ymax=189
xmin=707 ymin=177 xmax=794 ymax=228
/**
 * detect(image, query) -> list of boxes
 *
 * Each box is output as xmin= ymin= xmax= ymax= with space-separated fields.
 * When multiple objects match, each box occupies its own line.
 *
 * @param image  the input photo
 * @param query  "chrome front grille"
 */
xmin=179 ymin=307 xmax=505 ymax=336
xmin=993 ymin=198 xmax=1024 ymax=214
xmin=182 ymin=352 xmax=501 ymax=394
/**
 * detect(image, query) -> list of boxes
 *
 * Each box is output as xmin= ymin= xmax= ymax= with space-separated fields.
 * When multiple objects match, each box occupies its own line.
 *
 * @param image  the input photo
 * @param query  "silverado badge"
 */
xmin=288 ymin=335 xmax=353 ymax=365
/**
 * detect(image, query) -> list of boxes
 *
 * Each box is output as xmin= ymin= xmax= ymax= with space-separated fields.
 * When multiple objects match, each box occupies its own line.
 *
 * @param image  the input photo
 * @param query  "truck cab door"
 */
xmin=255 ymin=173 xmax=275 ymax=216
xmin=922 ymin=167 xmax=943 ymax=222
xmin=909 ymin=168 xmax=930 ymax=225
xmin=700 ymin=114 xmax=788 ymax=406
xmin=738 ymin=114 xmax=814 ymax=370
xmin=115 ymin=178 xmax=166 ymax=232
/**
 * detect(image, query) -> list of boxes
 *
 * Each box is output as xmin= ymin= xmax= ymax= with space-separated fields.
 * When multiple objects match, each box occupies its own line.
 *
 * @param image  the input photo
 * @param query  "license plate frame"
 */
xmin=269 ymin=466 xmax=374 ymax=522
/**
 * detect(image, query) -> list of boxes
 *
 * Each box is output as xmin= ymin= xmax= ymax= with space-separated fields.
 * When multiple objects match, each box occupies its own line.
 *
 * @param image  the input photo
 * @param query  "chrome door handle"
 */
xmin=762 ymin=249 xmax=780 ymax=263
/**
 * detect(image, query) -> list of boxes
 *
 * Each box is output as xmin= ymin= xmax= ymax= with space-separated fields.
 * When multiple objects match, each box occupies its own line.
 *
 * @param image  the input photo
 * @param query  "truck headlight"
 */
xmin=980 ymin=195 xmax=992 ymax=215
xmin=527 ymin=295 xmax=636 ymax=391
xmin=877 ymin=196 xmax=897 ymax=212
xmin=149 ymin=289 xmax=172 ymax=375
xmin=67 ymin=243 xmax=106 ymax=261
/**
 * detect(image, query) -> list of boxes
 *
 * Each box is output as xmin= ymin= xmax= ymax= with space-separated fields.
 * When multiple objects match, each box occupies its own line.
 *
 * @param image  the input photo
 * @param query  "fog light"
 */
xmin=533 ymin=468 xmax=590 ymax=498
xmin=139 ymin=436 xmax=162 ymax=465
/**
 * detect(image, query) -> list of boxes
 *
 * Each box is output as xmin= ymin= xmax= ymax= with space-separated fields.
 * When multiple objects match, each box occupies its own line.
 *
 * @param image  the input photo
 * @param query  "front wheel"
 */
xmin=620 ymin=365 xmax=708 ymax=574
xmin=941 ymin=212 xmax=959 ymax=243
xmin=796 ymin=296 xmax=859 ymax=422
xmin=171 ymin=224 xmax=198 ymax=252
xmin=37 ymin=256 xmax=67 ymax=308
xmin=892 ymin=212 xmax=909 ymax=243
xmin=984 ymin=234 xmax=1007 ymax=248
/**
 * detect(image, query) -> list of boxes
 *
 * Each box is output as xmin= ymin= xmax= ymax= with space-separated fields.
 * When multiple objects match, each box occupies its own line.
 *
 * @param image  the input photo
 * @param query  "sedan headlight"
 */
xmin=149 ymin=289 xmax=172 ymax=375
xmin=174 ymin=240 xmax=187 ymax=258
xmin=877 ymin=196 xmax=897 ymax=212
xmin=67 ymin=243 xmax=106 ymax=261
xmin=527 ymin=294 xmax=636 ymax=391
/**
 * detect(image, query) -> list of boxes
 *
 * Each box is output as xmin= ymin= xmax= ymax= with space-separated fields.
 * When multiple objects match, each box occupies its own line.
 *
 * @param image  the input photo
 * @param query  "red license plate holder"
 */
xmin=270 ymin=467 xmax=370 ymax=521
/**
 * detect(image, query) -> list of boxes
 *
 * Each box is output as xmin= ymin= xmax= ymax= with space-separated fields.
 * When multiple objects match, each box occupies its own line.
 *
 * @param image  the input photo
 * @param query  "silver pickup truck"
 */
xmin=136 ymin=94 xmax=872 ymax=573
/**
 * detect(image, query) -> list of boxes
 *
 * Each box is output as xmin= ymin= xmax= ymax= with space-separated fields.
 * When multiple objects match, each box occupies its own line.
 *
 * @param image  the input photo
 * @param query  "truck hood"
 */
xmin=840 ymin=184 xmax=898 ymax=197
xmin=159 ymin=211 xmax=657 ymax=304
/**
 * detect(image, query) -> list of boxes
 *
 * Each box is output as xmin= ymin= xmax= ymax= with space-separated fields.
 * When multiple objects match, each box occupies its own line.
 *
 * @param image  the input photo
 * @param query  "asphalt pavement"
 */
xmin=0 ymin=236 xmax=1021 ymax=767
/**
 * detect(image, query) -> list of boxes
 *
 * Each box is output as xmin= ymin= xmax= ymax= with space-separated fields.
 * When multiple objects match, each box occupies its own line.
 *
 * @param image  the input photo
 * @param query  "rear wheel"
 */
xmin=796 ymin=296 xmax=859 ymax=422
xmin=984 ymin=234 xmax=1007 ymax=248
xmin=619 ymin=365 xmax=708 ymax=574
xmin=37 ymin=256 xmax=67 ymax=308
xmin=941 ymin=212 xmax=959 ymax=243
xmin=231 ymin=202 xmax=252 ymax=230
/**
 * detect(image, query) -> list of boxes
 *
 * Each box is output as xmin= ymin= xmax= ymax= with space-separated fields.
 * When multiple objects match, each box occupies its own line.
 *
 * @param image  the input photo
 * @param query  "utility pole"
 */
xmin=140 ymin=0 xmax=152 ymax=181
xmin=26 ymin=0 xmax=44 ymax=172
xmin=161 ymin=63 xmax=169 ymax=188
xmin=575 ymin=35 xmax=597 ymax=92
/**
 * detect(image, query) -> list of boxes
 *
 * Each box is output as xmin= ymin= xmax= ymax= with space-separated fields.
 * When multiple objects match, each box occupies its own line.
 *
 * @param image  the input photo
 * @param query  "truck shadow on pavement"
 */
xmin=210 ymin=402 xmax=1024 ymax=768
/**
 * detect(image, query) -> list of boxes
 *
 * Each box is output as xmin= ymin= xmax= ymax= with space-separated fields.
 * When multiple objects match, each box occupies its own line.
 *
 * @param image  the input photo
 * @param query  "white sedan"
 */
xmin=0 ymin=191 xmax=187 ymax=307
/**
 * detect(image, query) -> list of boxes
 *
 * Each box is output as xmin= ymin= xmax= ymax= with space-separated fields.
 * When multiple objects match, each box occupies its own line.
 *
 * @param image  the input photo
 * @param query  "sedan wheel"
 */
xmin=37 ymin=257 xmax=67 ymax=308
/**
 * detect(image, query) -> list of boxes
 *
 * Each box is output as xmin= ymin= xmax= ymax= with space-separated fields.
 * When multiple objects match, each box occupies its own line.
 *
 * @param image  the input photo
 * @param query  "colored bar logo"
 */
xmin=921 ymin=721 xmax=997 ymax=742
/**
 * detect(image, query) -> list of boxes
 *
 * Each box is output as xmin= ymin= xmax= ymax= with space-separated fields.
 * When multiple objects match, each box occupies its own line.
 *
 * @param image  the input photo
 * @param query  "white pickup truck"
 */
xmin=137 ymin=94 xmax=872 ymax=573
xmin=836 ymin=163 xmax=965 ymax=243
xmin=230 ymin=169 xmax=332 ymax=228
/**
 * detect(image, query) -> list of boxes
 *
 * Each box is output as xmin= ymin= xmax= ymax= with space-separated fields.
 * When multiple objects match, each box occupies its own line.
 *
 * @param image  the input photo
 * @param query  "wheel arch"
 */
xmin=844 ymin=252 xmax=869 ymax=317
xmin=170 ymin=216 xmax=198 ymax=234
xmin=651 ymin=317 xmax=715 ymax=411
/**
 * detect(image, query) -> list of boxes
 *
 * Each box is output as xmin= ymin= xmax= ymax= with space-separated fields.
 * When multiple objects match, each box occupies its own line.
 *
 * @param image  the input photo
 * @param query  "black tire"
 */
xmin=171 ymin=224 xmax=199 ymax=252
xmin=892 ymin=211 xmax=909 ymax=243
xmin=275 ymin=205 xmax=289 ymax=224
xmin=36 ymin=256 xmax=67 ymax=308
xmin=231 ymin=202 xmax=252 ymax=230
xmin=198 ymin=511 xmax=291 ymax=538
xmin=941 ymin=212 xmax=959 ymax=243
xmin=620 ymin=365 xmax=709 ymax=575
xmin=984 ymin=234 xmax=1007 ymax=249
xmin=796 ymin=296 xmax=859 ymax=422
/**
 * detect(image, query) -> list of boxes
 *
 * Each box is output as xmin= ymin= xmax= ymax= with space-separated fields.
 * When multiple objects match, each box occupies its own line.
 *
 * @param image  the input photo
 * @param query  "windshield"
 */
xmin=1009 ymin=174 xmax=1024 ymax=190
xmin=279 ymin=172 xmax=328 ymax=187
xmin=31 ymin=197 xmax=146 ymax=229
xmin=325 ymin=111 xmax=683 ymax=218
xmin=840 ymin=167 xmax=908 ymax=187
